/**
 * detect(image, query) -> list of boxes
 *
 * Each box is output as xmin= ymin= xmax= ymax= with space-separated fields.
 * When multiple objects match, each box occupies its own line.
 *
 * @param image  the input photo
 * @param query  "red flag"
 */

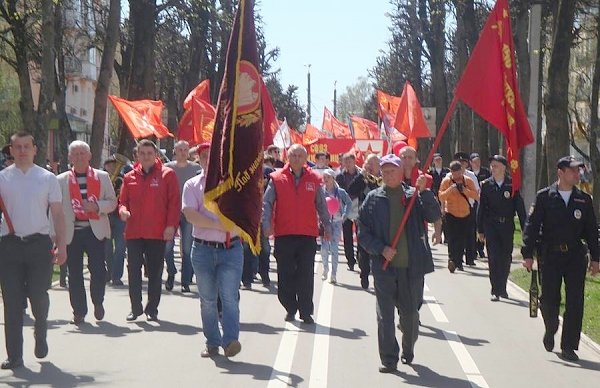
xmin=204 ymin=0 xmax=264 ymax=254
xmin=350 ymin=116 xmax=380 ymax=140
xmin=260 ymin=78 xmax=276 ymax=148
xmin=394 ymin=81 xmax=431 ymax=142
xmin=108 ymin=96 xmax=172 ymax=139
xmin=376 ymin=90 xmax=401 ymax=131
xmin=183 ymin=79 xmax=211 ymax=110
xmin=290 ymin=127 xmax=304 ymax=145
xmin=176 ymin=99 xmax=216 ymax=145
xmin=322 ymin=107 xmax=352 ymax=139
xmin=303 ymin=123 xmax=324 ymax=144
xmin=454 ymin=0 xmax=533 ymax=193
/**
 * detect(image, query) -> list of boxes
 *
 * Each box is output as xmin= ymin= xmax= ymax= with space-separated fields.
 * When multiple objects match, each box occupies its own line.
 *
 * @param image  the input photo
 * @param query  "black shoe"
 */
xmin=112 ymin=279 xmax=124 ymax=286
xmin=499 ymin=292 xmax=509 ymax=299
xmin=543 ymin=332 xmax=554 ymax=352
xmin=448 ymin=261 xmax=456 ymax=273
xmin=165 ymin=275 xmax=174 ymax=291
xmin=457 ymin=265 xmax=465 ymax=271
xmin=34 ymin=336 xmax=48 ymax=359
xmin=241 ymin=283 xmax=252 ymax=290
xmin=126 ymin=312 xmax=141 ymax=322
xmin=94 ymin=304 xmax=105 ymax=321
xmin=59 ymin=278 xmax=68 ymax=288
xmin=262 ymin=279 xmax=271 ymax=287
xmin=348 ymin=265 xmax=355 ymax=272
xmin=361 ymin=277 xmax=369 ymax=290
xmin=560 ymin=349 xmax=579 ymax=361
xmin=201 ymin=346 xmax=219 ymax=358
xmin=490 ymin=295 xmax=500 ymax=302
xmin=300 ymin=315 xmax=315 ymax=324
xmin=378 ymin=364 xmax=397 ymax=373
xmin=284 ymin=313 xmax=295 ymax=322
xmin=1 ymin=358 xmax=23 ymax=370
xmin=401 ymin=353 xmax=414 ymax=365
xmin=146 ymin=313 xmax=158 ymax=322
xmin=478 ymin=251 xmax=486 ymax=258
xmin=181 ymin=284 xmax=191 ymax=293
xmin=466 ymin=261 xmax=476 ymax=266
xmin=70 ymin=314 xmax=85 ymax=325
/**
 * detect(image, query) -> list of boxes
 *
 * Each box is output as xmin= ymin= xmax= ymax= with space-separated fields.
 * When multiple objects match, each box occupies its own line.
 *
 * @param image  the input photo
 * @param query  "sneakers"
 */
xmin=321 ymin=272 xmax=328 ymax=281
xmin=378 ymin=364 xmax=397 ymax=373
xmin=201 ymin=346 xmax=219 ymax=358
xmin=448 ymin=260 xmax=456 ymax=273
xmin=224 ymin=340 xmax=242 ymax=357
xmin=490 ymin=295 xmax=500 ymax=302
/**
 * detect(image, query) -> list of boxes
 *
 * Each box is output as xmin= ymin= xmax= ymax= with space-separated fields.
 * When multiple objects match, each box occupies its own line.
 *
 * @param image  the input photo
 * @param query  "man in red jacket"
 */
xmin=119 ymin=139 xmax=181 ymax=322
xmin=263 ymin=144 xmax=332 ymax=324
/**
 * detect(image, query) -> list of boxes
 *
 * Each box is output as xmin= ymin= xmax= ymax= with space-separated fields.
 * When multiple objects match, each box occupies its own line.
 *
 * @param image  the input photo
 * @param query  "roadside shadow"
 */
xmin=396 ymin=364 xmax=476 ymax=387
xmin=212 ymin=357 xmax=304 ymax=386
xmin=336 ymin=282 xmax=375 ymax=295
xmin=549 ymin=356 xmax=600 ymax=371
xmin=239 ymin=322 xmax=285 ymax=335
xmin=133 ymin=319 xmax=200 ymax=335
xmin=6 ymin=361 xmax=95 ymax=388
xmin=66 ymin=321 xmax=143 ymax=338
xmin=419 ymin=324 xmax=490 ymax=347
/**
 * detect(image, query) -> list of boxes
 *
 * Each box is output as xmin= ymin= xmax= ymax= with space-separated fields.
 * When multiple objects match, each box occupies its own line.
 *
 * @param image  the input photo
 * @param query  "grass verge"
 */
xmin=509 ymin=267 xmax=600 ymax=345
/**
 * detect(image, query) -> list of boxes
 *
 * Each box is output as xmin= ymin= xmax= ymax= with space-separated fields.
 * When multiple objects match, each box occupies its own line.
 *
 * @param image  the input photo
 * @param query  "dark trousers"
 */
xmin=258 ymin=234 xmax=271 ymax=282
xmin=357 ymin=245 xmax=370 ymax=280
xmin=0 ymin=235 xmax=53 ymax=360
xmin=67 ymin=227 xmax=106 ymax=316
xmin=445 ymin=214 xmax=470 ymax=267
xmin=242 ymin=243 xmax=258 ymax=286
xmin=127 ymin=239 xmax=166 ymax=316
xmin=273 ymin=235 xmax=317 ymax=317
xmin=540 ymin=253 xmax=587 ymax=351
xmin=484 ymin=222 xmax=514 ymax=296
xmin=342 ymin=219 xmax=356 ymax=268
xmin=466 ymin=206 xmax=477 ymax=263
xmin=371 ymin=256 xmax=423 ymax=367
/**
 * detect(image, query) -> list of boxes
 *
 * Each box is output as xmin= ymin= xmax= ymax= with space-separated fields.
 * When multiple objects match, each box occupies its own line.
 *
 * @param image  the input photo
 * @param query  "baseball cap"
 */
xmin=380 ymin=154 xmax=402 ymax=168
xmin=489 ymin=154 xmax=507 ymax=166
xmin=433 ymin=152 xmax=442 ymax=159
xmin=470 ymin=153 xmax=480 ymax=160
xmin=454 ymin=152 xmax=470 ymax=162
xmin=556 ymin=156 xmax=584 ymax=169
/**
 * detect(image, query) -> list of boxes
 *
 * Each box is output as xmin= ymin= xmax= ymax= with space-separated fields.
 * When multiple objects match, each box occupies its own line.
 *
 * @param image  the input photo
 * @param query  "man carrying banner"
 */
xmin=358 ymin=154 xmax=441 ymax=372
xmin=522 ymin=156 xmax=599 ymax=361
xmin=57 ymin=141 xmax=117 ymax=324
xmin=119 ymin=139 xmax=181 ymax=322
xmin=0 ymin=132 xmax=67 ymax=369
xmin=263 ymin=144 xmax=332 ymax=324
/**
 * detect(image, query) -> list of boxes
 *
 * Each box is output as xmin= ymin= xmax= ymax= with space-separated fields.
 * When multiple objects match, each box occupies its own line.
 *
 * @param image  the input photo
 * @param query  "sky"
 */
xmin=260 ymin=0 xmax=393 ymax=129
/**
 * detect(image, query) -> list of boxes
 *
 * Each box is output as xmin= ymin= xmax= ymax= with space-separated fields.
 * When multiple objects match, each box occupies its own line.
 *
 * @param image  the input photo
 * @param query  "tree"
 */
xmin=336 ymin=77 xmax=373 ymax=121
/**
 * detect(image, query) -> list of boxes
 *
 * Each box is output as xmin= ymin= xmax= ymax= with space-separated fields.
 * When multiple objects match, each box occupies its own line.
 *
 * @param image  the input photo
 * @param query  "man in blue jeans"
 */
xmin=103 ymin=157 xmax=126 ymax=286
xmin=182 ymin=162 xmax=243 ymax=358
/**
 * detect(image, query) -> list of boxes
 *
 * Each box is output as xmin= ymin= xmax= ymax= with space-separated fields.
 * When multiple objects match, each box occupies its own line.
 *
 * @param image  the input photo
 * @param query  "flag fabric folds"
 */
xmin=176 ymin=98 xmax=216 ymax=145
xmin=376 ymin=90 xmax=401 ymax=132
xmin=394 ymin=81 xmax=431 ymax=148
xmin=108 ymin=96 xmax=172 ymax=139
xmin=454 ymin=0 xmax=533 ymax=193
xmin=260 ymin=79 xmax=277 ymax=148
xmin=203 ymin=0 xmax=264 ymax=254
xmin=183 ymin=79 xmax=211 ymax=110
xmin=350 ymin=116 xmax=380 ymax=140
xmin=322 ymin=107 xmax=352 ymax=139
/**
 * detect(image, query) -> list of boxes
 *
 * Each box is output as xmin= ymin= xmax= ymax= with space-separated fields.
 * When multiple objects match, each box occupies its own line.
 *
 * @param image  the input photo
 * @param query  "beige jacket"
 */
xmin=56 ymin=168 xmax=117 ymax=245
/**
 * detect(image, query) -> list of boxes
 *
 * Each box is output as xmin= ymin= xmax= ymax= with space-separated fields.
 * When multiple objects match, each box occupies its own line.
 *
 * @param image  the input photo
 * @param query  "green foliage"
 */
xmin=0 ymin=61 xmax=22 ymax=143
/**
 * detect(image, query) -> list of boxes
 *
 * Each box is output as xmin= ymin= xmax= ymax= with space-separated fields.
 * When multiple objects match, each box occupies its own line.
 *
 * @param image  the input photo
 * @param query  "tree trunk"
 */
xmin=454 ymin=1 xmax=475 ymax=153
xmin=117 ymin=0 xmax=157 ymax=156
xmin=513 ymin=0 xmax=531 ymax=111
xmin=90 ymin=0 xmax=121 ymax=167
xmin=589 ymin=5 xmax=600 ymax=218
xmin=543 ymin=0 xmax=576 ymax=183
xmin=35 ymin=0 xmax=56 ymax=165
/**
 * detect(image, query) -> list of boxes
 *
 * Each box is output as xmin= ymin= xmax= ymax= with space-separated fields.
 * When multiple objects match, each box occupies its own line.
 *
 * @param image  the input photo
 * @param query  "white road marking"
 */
xmin=267 ymin=322 xmax=301 ymax=388
xmin=443 ymin=329 xmax=490 ymax=388
xmin=308 ymin=281 xmax=334 ymax=388
xmin=423 ymin=295 xmax=449 ymax=323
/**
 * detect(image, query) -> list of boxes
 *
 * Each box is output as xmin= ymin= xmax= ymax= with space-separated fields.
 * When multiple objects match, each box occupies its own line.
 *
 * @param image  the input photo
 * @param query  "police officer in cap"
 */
xmin=521 ymin=156 xmax=599 ymax=362
xmin=477 ymin=155 xmax=526 ymax=301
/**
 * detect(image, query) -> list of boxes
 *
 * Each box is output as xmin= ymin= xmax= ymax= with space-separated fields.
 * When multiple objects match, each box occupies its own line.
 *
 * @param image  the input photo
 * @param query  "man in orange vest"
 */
xmin=263 ymin=144 xmax=332 ymax=324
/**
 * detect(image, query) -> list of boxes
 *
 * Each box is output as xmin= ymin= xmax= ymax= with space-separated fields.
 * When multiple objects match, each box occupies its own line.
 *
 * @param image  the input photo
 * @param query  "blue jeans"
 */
xmin=165 ymin=214 xmax=194 ymax=285
xmin=105 ymin=213 xmax=126 ymax=281
xmin=320 ymin=221 xmax=342 ymax=276
xmin=191 ymin=240 xmax=243 ymax=348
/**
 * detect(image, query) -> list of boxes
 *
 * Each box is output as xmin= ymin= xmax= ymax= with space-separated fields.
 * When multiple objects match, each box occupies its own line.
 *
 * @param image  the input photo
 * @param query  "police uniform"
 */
xmin=477 ymin=169 xmax=526 ymax=299
xmin=521 ymin=157 xmax=599 ymax=357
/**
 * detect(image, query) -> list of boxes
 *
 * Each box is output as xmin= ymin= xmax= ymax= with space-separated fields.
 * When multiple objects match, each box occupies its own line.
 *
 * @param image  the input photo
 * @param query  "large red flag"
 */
xmin=183 ymin=79 xmax=211 ymax=110
xmin=176 ymin=98 xmax=216 ymax=145
xmin=303 ymin=123 xmax=324 ymax=144
xmin=454 ymin=0 xmax=533 ymax=193
xmin=350 ymin=116 xmax=380 ymax=140
xmin=203 ymin=0 xmax=264 ymax=254
xmin=376 ymin=90 xmax=401 ymax=131
xmin=322 ymin=107 xmax=352 ymax=139
xmin=109 ymin=96 xmax=172 ymax=139
xmin=260 ymin=78 xmax=276 ymax=148
xmin=394 ymin=81 xmax=431 ymax=148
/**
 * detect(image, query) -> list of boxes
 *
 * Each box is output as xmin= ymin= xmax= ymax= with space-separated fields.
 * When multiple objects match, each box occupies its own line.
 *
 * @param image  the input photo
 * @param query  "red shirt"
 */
xmin=119 ymin=159 xmax=181 ymax=240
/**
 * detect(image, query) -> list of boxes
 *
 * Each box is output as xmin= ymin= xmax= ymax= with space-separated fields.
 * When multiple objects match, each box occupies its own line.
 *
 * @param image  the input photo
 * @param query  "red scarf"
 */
xmin=69 ymin=167 xmax=100 ymax=220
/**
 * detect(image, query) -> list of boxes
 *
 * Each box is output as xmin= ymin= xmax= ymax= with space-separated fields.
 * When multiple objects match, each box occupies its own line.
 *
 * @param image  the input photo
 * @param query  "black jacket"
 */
xmin=476 ymin=177 xmax=526 ymax=234
xmin=357 ymin=184 xmax=442 ymax=278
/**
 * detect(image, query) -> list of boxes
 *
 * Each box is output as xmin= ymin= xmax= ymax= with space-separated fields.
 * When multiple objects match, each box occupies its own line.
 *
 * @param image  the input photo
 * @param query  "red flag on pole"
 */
xmin=394 ymin=81 xmax=431 ymax=148
xmin=454 ymin=0 xmax=533 ymax=193
xmin=183 ymin=79 xmax=211 ymax=110
xmin=376 ymin=90 xmax=401 ymax=132
xmin=260 ymin=78 xmax=277 ymax=148
xmin=322 ymin=107 xmax=351 ymax=139
xmin=203 ymin=0 xmax=264 ymax=254
xmin=350 ymin=116 xmax=380 ymax=140
xmin=109 ymin=96 xmax=173 ymax=139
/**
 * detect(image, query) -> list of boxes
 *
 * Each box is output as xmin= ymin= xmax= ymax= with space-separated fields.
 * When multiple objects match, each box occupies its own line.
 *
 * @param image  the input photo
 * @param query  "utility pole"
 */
xmin=306 ymin=64 xmax=312 ymax=124
xmin=333 ymin=80 xmax=337 ymax=117
xmin=523 ymin=2 xmax=542 ymax=210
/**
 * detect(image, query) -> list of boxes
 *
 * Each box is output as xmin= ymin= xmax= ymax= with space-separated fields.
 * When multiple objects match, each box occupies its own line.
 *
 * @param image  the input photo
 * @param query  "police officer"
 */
xmin=477 ymin=155 xmax=526 ymax=301
xmin=521 ymin=156 xmax=599 ymax=362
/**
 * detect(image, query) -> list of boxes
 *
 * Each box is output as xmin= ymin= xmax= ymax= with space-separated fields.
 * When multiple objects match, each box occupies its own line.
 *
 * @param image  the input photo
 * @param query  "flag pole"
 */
xmin=383 ymin=94 xmax=459 ymax=270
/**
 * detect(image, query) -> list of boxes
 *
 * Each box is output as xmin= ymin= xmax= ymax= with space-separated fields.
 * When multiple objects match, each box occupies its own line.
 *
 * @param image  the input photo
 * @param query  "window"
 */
xmin=72 ymin=84 xmax=79 ymax=93
xmin=70 ymin=107 xmax=77 ymax=115
xmin=80 ymin=108 xmax=87 ymax=117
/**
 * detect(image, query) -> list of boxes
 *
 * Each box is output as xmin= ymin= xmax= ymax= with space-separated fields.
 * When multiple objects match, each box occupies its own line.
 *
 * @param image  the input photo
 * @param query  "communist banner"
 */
xmin=183 ymin=79 xmax=211 ymax=110
xmin=350 ymin=116 xmax=380 ymax=140
xmin=261 ymin=78 xmax=277 ymax=148
xmin=306 ymin=139 xmax=389 ymax=167
xmin=454 ymin=0 xmax=533 ymax=193
xmin=203 ymin=0 xmax=264 ymax=254
xmin=377 ymin=90 xmax=401 ymax=131
xmin=322 ymin=107 xmax=352 ymax=139
xmin=394 ymin=81 xmax=431 ymax=148
xmin=176 ymin=98 xmax=216 ymax=145
xmin=303 ymin=123 xmax=325 ymax=144
xmin=108 ymin=96 xmax=172 ymax=139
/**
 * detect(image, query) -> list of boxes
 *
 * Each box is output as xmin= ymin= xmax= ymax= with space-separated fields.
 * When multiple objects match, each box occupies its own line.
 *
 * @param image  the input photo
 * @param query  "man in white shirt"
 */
xmin=0 ymin=132 xmax=67 ymax=369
